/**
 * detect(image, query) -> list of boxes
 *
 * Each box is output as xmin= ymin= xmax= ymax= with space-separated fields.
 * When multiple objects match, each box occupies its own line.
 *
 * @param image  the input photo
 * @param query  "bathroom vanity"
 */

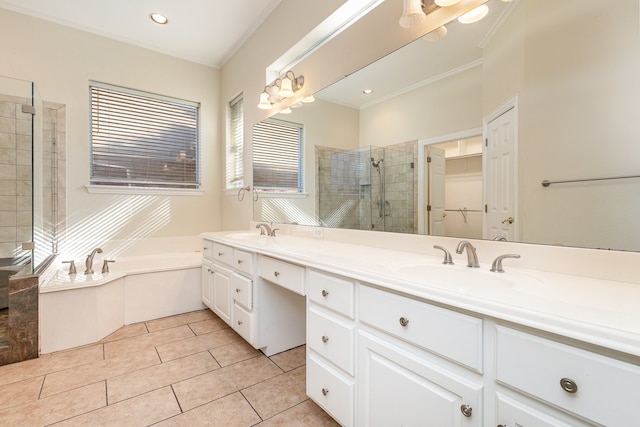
xmin=201 ymin=227 xmax=640 ymax=427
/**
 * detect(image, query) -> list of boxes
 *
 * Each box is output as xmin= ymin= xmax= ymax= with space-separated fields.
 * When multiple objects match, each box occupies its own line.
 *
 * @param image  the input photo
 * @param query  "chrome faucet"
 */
xmin=84 ymin=247 xmax=103 ymax=274
xmin=256 ymin=222 xmax=278 ymax=237
xmin=490 ymin=254 xmax=521 ymax=273
xmin=456 ymin=241 xmax=480 ymax=268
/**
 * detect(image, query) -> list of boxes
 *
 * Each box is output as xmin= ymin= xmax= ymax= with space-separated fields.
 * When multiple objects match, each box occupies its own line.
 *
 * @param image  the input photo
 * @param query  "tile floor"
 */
xmin=0 ymin=309 xmax=340 ymax=426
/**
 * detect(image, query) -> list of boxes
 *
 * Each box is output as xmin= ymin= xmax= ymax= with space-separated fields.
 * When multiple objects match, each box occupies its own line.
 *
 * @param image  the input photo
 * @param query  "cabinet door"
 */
xmin=358 ymin=330 xmax=482 ymax=427
xmin=201 ymin=259 xmax=214 ymax=309
xmin=495 ymin=392 xmax=592 ymax=427
xmin=212 ymin=264 xmax=232 ymax=325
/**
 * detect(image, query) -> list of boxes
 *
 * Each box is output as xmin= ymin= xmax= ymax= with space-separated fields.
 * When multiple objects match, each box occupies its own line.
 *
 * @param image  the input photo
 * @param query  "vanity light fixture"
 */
xmin=302 ymin=95 xmax=315 ymax=103
xmin=457 ymin=4 xmax=489 ymax=24
xmin=399 ymin=0 xmax=427 ymax=28
xmin=257 ymin=70 xmax=305 ymax=110
xmin=280 ymin=107 xmax=292 ymax=114
xmin=150 ymin=12 xmax=168 ymax=25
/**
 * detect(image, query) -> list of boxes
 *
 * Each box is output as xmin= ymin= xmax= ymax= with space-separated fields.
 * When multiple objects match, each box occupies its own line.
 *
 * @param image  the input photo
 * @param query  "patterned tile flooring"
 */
xmin=0 ymin=309 xmax=340 ymax=426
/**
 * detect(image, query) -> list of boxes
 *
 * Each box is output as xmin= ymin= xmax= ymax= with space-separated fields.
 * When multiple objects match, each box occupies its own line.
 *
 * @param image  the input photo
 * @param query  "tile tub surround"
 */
xmin=0 ymin=274 xmax=38 ymax=366
xmin=0 ymin=309 xmax=338 ymax=426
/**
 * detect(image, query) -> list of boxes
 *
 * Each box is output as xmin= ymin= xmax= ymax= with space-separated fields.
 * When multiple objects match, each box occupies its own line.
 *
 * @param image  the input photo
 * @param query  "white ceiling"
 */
xmin=0 ymin=0 xmax=281 ymax=67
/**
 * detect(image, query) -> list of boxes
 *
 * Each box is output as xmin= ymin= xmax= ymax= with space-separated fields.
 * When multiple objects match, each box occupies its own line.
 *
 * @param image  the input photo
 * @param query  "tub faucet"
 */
xmin=456 ymin=241 xmax=480 ymax=268
xmin=84 ymin=247 xmax=103 ymax=275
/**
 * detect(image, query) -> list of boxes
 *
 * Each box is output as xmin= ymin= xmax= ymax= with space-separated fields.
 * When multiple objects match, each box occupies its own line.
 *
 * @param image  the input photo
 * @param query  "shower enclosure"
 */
xmin=0 ymin=76 xmax=61 ymax=355
xmin=317 ymin=144 xmax=415 ymax=233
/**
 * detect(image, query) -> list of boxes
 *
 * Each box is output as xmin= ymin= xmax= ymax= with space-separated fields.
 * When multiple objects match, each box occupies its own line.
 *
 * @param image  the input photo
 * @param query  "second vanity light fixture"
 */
xmin=258 ymin=70 xmax=313 ymax=111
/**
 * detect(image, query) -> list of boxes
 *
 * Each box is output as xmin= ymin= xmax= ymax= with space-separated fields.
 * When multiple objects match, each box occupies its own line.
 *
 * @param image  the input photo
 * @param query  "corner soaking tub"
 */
xmin=39 ymin=248 xmax=204 ymax=354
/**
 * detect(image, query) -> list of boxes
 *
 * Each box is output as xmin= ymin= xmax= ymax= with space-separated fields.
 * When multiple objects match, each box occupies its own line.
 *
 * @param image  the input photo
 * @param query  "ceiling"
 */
xmin=0 ymin=0 xmax=281 ymax=68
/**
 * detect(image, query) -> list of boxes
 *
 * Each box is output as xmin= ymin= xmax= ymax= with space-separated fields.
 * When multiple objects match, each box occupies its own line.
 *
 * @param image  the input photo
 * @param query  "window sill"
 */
xmin=255 ymin=192 xmax=308 ymax=199
xmin=85 ymin=185 xmax=204 ymax=196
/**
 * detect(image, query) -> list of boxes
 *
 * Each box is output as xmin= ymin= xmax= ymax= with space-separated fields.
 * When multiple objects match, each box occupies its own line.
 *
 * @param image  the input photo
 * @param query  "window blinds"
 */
xmin=253 ymin=119 xmax=304 ymax=192
xmin=90 ymin=83 xmax=200 ymax=189
xmin=226 ymin=94 xmax=244 ymax=188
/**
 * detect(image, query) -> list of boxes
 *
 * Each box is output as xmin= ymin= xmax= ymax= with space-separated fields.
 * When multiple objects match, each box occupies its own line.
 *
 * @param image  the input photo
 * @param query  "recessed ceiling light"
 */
xmin=150 ymin=13 xmax=169 ymax=25
xmin=363 ymin=89 xmax=374 ymax=94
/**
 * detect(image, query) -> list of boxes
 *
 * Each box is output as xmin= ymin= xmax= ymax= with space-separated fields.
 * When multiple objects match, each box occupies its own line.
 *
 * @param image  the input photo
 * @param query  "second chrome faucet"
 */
xmin=456 ymin=241 xmax=480 ymax=268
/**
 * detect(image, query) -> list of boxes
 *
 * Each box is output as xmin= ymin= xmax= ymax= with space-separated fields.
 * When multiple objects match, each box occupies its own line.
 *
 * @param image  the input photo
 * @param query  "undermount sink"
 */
xmin=386 ymin=260 xmax=541 ymax=291
xmin=223 ymin=232 xmax=266 ymax=240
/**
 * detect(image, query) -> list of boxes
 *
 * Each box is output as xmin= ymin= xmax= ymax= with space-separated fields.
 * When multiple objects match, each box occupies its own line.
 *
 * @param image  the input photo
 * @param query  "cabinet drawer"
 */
xmin=308 ymin=352 xmax=354 ymax=427
xmin=259 ymin=256 xmax=305 ymax=295
xmin=232 ymin=273 xmax=252 ymax=310
xmin=496 ymin=326 xmax=640 ymax=427
xmin=202 ymin=239 xmax=214 ymax=260
xmin=233 ymin=249 xmax=254 ymax=276
xmin=233 ymin=303 xmax=253 ymax=344
xmin=212 ymin=242 xmax=233 ymax=266
xmin=308 ymin=270 xmax=354 ymax=318
xmin=359 ymin=285 xmax=483 ymax=372
xmin=308 ymin=306 xmax=355 ymax=375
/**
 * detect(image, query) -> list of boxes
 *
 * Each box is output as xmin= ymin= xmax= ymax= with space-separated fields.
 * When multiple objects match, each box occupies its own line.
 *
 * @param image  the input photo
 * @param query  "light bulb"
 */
xmin=258 ymin=92 xmax=272 ymax=110
xmin=280 ymin=107 xmax=292 ymax=114
xmin=458 ymin=4 xmax=489 ymax=24
xmin=302 ymin=95 xmax=315 ymax=103
xmin=279 ymin=77 xmax=294 ymax=98
xmin=399 ymin=0 xmax=427 ymax=29
xmin=423 ymin=25 xmax=448 ymax=41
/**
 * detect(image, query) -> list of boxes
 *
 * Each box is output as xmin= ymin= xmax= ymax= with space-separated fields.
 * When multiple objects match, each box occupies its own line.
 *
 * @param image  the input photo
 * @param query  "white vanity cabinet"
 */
xmin=306 ymin=270 xmax=356 ymax=427
xmin=495 ymin=326 xmax=640 ymax=427
xmin=358 ymin=284 xmax=483 ymax=427
xmin=201 ymin=239 xmax=214 ymax=309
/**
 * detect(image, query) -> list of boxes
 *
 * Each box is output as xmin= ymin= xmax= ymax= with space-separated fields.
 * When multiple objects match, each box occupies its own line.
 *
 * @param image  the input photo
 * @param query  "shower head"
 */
xmin=371 ymin=158 xmax=384 ymax=168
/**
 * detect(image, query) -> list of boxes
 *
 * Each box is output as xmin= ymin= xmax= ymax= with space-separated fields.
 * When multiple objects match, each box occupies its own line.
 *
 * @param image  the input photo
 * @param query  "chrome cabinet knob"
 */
xmin=237 ymin=320 xmax=243 ymax=326
xmin=399 ymin=317 xmax=409 ymax=327
xmin=274 ymin=271 xmax=280 ymax=277
xmin=497 ymin=425 xmax=509 ymax=427
xmin=237 ymin=259 xmax=243 ymax=264
xmin=321 ymin=289 xmax=329 ymax=297
xmin=218 ymin=252 xmax=224 ymax=256
xmin=460 ymin=404 xmax=472 ymax=417
xmin=322 ymin=335 xmax=329 ymax=343
xmin=560 ymin=377 xmax=578 ymax=393
xmin=321 ymin=388 xmax=329 ymax=396
xmin=235 ymin=288 xmax=241 ymax=293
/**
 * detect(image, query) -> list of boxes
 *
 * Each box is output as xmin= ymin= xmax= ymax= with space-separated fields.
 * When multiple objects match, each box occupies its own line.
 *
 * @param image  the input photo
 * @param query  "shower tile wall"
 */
xmin=42 ymin=102 xmax=66 ymax=255
xmin=383 ymin=140 xmax=417 ymax=234
xmin=0 ymin=94 xmax=32 ymax=259
xmin=316 ymin=146 xmax=365 ymax=229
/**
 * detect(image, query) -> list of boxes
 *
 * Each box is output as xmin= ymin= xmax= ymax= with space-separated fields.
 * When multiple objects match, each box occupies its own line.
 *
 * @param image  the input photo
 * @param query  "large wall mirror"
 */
xmin=253 ymin=0 xmax=640 ymax=252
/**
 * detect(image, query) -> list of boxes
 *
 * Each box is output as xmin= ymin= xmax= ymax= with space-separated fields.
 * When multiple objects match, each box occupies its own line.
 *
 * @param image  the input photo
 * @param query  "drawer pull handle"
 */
xmin=237 ymin=259 xmax=243 ymax=264
xmin=218 ymin=252 xmax=224 ymax=256
xmin=497 ymin=425 xmax=509 ymax=427
xmin=560 ymin=377 xmax=578 ymax=394
xmin=237 ymin=320 xmax=243 ymax=326
xmin=321 ymin=388 xmax=329 ymax=396
xmin=321 ymin=289 xmax=329 ymax=297
xmin=322 ymin=335 xmax=329 ymax=343
xmin=460 ymin=404 xmax=472 ymax=417
xmin=399 ymin=317 xmax=409 ymax=327
xmin=274 ymin=271 xmax=280 ymax=277
xmin=236 ymin=288 xmax=241 ymax=293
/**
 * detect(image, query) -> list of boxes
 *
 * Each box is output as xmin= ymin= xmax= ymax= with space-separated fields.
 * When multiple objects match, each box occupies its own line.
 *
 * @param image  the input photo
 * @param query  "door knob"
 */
xmin=501 ymin=216 xmax=514 ymax=224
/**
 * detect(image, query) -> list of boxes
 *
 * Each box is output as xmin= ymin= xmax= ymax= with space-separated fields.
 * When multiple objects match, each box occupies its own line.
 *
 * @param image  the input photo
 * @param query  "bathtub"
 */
xmin=39 ymin=239 xmax=205 ymax=354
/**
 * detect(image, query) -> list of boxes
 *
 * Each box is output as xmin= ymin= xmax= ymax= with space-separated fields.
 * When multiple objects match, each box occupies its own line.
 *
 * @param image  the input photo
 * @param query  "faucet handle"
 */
xmin=62 ymin=260 xmax=77 ymax=275
xmin=490 ymin=254 xmax=521 ymax=273
xmin=102 ymin=259 xmax=115 ymax=274
xmin=433 ymin=245 xmax=454 ymax=265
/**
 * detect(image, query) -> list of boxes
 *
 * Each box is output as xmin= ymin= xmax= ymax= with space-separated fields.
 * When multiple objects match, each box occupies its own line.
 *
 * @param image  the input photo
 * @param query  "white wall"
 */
xmin=483 ymin=0 xmax=640 ymax=250
xmin=0 ymin=9 xmax=221 ymax=253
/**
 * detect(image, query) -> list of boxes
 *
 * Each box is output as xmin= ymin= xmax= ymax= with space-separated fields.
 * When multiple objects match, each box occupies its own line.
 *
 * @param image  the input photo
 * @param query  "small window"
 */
xmin=226 ymin=94 xmax=244 ymax=189
xmin=89 ymin=82 xmax=200 ymax=189
xmin=253 ymin=119 xmax=304 ymax=193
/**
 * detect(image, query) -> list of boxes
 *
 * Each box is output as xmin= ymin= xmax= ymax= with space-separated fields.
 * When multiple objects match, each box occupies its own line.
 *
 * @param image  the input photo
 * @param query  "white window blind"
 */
xmin=253 ymin=119 xmax=304 ymax=192
xmin=90 ymin=82 xmax=200 ymax=189
xmin=226 ymin=94 xmax=243 ymax=189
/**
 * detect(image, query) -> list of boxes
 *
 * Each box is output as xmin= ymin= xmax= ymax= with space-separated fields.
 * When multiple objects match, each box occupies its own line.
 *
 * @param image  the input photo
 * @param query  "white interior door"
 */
xmin=427 ymin=146 xmax=446 ymax=236
xmin=484 ymin=105 xmax=517 ymax=241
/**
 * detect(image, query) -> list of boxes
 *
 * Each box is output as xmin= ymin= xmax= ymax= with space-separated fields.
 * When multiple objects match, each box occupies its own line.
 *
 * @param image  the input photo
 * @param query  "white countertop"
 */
xmin=202 ymin=230 xmax=640 ymax=358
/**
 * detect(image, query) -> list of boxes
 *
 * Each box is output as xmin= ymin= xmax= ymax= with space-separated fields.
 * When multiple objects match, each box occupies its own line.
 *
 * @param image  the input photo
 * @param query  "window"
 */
xmin=253 ymin=119 xmax=304 ymax=192
xmin=89 ymin=82 xmax=200 ymax=189
xmin=226 ymin=94 xmax=244 ymax=189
